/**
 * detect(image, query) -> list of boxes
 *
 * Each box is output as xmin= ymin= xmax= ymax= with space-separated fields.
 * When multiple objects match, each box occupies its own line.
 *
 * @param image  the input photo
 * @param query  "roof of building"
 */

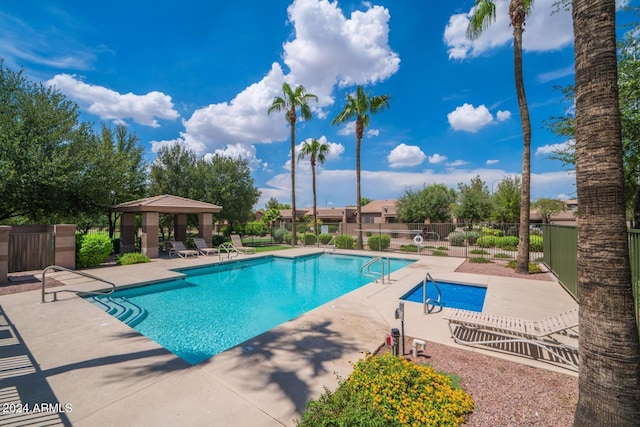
xmin=111 ymin=194 xmax=222 ymax=214
xmin=361 ymin=199 xmax=397 ymax=215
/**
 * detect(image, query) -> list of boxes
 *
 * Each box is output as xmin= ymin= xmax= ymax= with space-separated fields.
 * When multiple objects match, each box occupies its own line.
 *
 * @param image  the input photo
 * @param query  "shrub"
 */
xmin=210 ymin=235 xmax=227 ymax=247
xmin=244 ymin=221 xmax=267 ymax=236
xmin=481 ymin=227 xmax=504 ymax=237
xmin=447 ymin=231 xmax=466 ymax=247
xmin=399 ymin=244 xmax=419 ymax=252
xmin=367 ymin=235 xmax=390 ymax=251
xmin=116 ymin=252 xmax=150 ymax=265
xmin=301 ymin=233 xmax=317 ymax=245
xmin=469 ymin=248 xmax=489 ymax=255
xmin=271 ymin=228 xmax=287 ymax=243
xmin=465 ymin=231 xmax=481 ymax=245
xmin=220 ymin=225 xmax=232 ymax=237
xmin=493 ymin=253 xmax=513 ymax=259
xmin=296 ymin=223 xmax=308 ymax=233
xmin=335 ymin=235 xmax=354 ymax=249
xmin=298 ymin=353 xmax=474 ymax=426
xmin=432 ymin=250 xmax=448 ymax=256
xmin=530 ymin=235 xmax=543 ymax=252
xmin=283 ymin=232 xmax=292 ymax=244
xmin=496 ymin=235 xmax=519 ymax=250
xmin=469 ymin=257 xmax=493 ymax=263
xmin=77 ymin=234 xmax=113 ymax=268
xmin=506 ymin=260 xmax=543 ymax=273
xmin=111 ymin=238 xmax=120 ymax=254
xmin=318 ymin=233 xmax=333 ymax=245
xmin=437 ymin=246 xmax=448 ymax=251
xmin=476 ymin=236 xmax=497 ymax=248
xmin=328 ymin=224 xmax=339 ymax=233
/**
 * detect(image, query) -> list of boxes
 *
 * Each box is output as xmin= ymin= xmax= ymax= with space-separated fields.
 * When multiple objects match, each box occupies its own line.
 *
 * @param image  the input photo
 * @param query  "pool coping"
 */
xmin=0 ymin=248 xmax=578 ymax=426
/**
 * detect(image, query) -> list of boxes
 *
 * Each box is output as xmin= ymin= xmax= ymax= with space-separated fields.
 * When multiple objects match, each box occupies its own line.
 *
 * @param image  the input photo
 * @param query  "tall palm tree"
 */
xmin=268 ymin=83 xmax=318 ymax=246
xmin=297 ymin=138 xmax=330 ymax=244
xmin=332 ymin=85 xmax=390 ymax=249
xmin=572 ymin=0 xmax=640 ymax=424
xmin=467 ymin=0 xmax=532 ymax=274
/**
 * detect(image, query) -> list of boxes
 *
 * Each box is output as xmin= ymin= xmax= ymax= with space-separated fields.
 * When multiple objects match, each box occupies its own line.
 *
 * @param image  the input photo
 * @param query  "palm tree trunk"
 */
xmin=355 ymin=119 xmax=364 ymax=250
xmin=289 ymin=110 xmax=297 ymax=246
xmin=511 ymin=0 xmax=531 ymax=275
xmin=572 ymin=1 xmax=640 ymax=424
xmin=312 ymin=160 xmax=318 ymax=245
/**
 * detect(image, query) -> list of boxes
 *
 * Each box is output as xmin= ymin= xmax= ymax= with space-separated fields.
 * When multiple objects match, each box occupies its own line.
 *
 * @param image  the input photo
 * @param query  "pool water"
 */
xmin=401 ymin=281 xmax=487 ymax=312
xmin=87 ymin=253 xmax=414 ymax=364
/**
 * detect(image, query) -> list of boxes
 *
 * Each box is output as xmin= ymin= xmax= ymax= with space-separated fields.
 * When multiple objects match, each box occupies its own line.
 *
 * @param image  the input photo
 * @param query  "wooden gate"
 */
xmin=9 ymin=231 xmax=55 ymax=273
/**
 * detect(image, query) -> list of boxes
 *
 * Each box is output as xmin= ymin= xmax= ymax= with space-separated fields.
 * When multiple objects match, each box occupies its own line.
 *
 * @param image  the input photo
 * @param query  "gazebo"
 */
xmin=111 ymin=195 xmax=222 ymax=258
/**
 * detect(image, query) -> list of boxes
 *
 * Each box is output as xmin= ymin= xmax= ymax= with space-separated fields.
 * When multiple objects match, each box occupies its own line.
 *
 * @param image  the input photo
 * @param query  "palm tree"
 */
xmin=297 ymin=138 xmax=330 ymax=244
xmin=332 ymin=85 xmax=390 ymax=249
xmin=467 ymin=0 xmax=532 ymax=274
xmin=268 ymin=83 xmax=318 ymax=246
xmin=572 ymin=0 xmax=640 ymax=424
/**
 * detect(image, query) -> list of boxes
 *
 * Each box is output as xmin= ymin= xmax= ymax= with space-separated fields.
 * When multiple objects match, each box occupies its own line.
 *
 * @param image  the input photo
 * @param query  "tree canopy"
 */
xmin=396 ymin=184 xmax=456 ymax=223
xmin=491 ymin=176 xmax=521 ymax=223
xmin=455 ymin=175 xmax=493 ymax=224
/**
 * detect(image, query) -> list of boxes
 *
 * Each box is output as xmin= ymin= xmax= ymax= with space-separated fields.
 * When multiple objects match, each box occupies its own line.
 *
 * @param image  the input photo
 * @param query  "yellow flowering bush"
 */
xmin=298 ymin=353 xmax=474 ymax=426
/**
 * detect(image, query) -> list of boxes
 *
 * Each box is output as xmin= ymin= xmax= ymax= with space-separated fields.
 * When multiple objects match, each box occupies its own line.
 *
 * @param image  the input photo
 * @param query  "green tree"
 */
xmin=491 ymin=176 xmax=521 ymax=223
xmin=265 ymin=197 xmax=280 ymax=210
xmin=0 ymin=60 xmax=98 ymax=222
xmin=297 ymin=138 xmax=330 ymax=241
xmin=148 ymin=143 xmax=197 ymax=198
xmin=360 ymin=197 xmax=373 ymax=206
xmin=332 ymin=85 xmax=391 ymax=249
xmin=572 ymin=0 xmax=640 ymax=423
xmin=455 ymin=176 xmax=492 ymax=225
xmin=261 ymin=208 xmax=282 ymax=225
xmin=468 ymin=0 xmax=533 ymax=274
xmin=531 ymin=198 xmax=565 ymax=224
xmin=194 ymin=154 xmax=260 ymax=226
xmin=268 ymin=83 xmax=318 ymax=246
xmin=396 ymin=184 xmax=457 ymax=223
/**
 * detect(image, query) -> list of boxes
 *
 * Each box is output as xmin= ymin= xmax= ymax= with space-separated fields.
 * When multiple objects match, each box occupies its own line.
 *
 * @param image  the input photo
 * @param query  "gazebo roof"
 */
xmin=111 ymin=194 xmax=222 ymax=214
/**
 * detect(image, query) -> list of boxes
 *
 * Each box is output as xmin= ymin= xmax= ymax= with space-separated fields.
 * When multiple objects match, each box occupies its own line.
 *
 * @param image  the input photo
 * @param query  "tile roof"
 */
xmin=111 ymin=194 xmax=222 ymax=213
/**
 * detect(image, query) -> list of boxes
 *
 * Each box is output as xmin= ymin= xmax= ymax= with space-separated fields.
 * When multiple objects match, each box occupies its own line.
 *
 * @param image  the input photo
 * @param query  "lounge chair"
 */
xmin=443 ymin=308 xmax=579 ymax=370
xmin=230 ymin=234 xmax=256 ymax=254
xmin=193 ymin=238 xmax=218 ymax=256
xmin=167 ymin=241 xmax=199 ymax=258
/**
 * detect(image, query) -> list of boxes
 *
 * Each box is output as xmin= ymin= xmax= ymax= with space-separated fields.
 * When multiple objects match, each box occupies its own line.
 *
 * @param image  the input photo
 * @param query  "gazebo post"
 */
xmin=175 ymin=214 xmax=187 ymax=243
xmin=142 ymin=212 xmax=159 ymax=258
xmin=120 ymin=213 xmax=136 ymax=253
xmin=199 ymin=213 xmax=213 ymax=246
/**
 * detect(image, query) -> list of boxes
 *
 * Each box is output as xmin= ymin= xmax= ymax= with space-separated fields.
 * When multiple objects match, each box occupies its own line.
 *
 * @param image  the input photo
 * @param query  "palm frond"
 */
xmin=467 ymin=0 xmax=496 ymax=40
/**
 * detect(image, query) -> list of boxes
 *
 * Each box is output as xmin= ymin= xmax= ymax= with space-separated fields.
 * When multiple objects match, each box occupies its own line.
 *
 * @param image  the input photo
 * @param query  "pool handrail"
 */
xmin=360 ymin=256 xmax=391 ymax=284
xmin=423 ymin=272 xmax=443 ymax=314
xmin=42 ymin=265 xmax=116 ymax=303
xmin=218 ymin=243 xmax=240 ymax=260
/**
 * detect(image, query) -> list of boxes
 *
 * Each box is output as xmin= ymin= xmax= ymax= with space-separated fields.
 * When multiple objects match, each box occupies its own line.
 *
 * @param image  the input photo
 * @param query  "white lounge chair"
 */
xmin=193 ymin=238 xmax=218 ymax=256
xmin=444 ymin=308 xmax=579 ymax=370
xmin=167 ymin=241 xmax=199 ymax=258
xmin=230 ymin=234 xmax=256 ymax=254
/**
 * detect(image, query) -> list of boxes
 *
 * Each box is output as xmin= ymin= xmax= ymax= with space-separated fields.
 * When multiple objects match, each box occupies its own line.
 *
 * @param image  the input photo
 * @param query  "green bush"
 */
xmin=432 ymin=250 xmax=448 ymax=256
xmin=399 ymin=244 xmax=419 ymax=252
xmin=245 ymin=221 xmax=267 ymax=236
xmin=476 ymin=236 xmax=497 ymax=248
xmin=470 ymin=248 xmax=489 ymax=255
xmin=211 ymin=235 xmax=227 ymax=247
xmin=283 ymin=232 xmax=292 ymax=244
xmin=496 ymin=235 xmax=519 ymax=250
xmin=271 ymin=228 xmax=287 ymax=243
xmin=298 ymin=353 xmax=474 ymax=426
xmin=111 ymin=238 xmax=120 ymax=254
xmin=494 ymin=253 xmax=513 ymax=259
xmin=116 ymin=252 xmax=150 ymax=265
xmin=301 ymin=233 xmax=317 ymax=245
xmin=530 ymin=235 xmax=543 ymax=252
xmin=77 ymin=234 xmax=113 ymax=268
xmin=507 ymin=260 xmax=543 ymax=273
xmin=220 ymin=225 xmax=232 ymax=237
xmin=296 ymin=223 xmax=308 ymax=233
xmin=367 ymin=235 xmax=391 ymax=251
xmin=447 ymin=231 xmax=466 ymax=246
xmin=465 ymin=231 xmax=481 ymax=245
xmin=481 ymin=227 xmax=504 ymax=237
xmin=469 ymin=257 xmax=493 ymax=263
xmin=328 ymin=224 xmax=339 ymax=233
xmin=318 ymin=233 xmax=333 ymax=245
xmin=335 ymin=235 xmax=354 ymax=249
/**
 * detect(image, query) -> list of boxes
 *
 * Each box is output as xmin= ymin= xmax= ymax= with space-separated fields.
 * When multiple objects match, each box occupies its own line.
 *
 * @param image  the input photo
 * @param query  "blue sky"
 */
xmin=1 ymin=0 xmax=636 ymax=209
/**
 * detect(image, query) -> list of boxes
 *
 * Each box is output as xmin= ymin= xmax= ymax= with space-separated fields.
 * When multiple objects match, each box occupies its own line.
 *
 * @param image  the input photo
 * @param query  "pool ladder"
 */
xmin=423 ymin=272 xmax=443 ymax=314
xmin=360 ymin=256 xmax=391 ymax=284
xmin=218 ymin=243 xmax=240 ymax=260
xmin=41 ymin=265 xmax=116 ymax=303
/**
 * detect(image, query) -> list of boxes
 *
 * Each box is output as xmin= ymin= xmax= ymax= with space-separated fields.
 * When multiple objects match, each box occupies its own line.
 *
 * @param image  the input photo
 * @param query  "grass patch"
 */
xmin=506 ymin=260 xmax=543 ymax=273
xmin=493 ymin=253 xmax=513 ymax=259
xmin=255 ymin=245 xmax=292 ymax=253
xmin=298 ymin=353 xmax=474 ymax=426
xmin=437 ymin=246 xmax=448 ymax=251
xmin=469 ymin=249 xmax=489 ymax=255
xmin=469 ymin=257 xmax=493 ymax=263
xmin=432 ymin=250 xmax=448 ymax=256
xmin=399 ymin=244 xmax=419 ymax=253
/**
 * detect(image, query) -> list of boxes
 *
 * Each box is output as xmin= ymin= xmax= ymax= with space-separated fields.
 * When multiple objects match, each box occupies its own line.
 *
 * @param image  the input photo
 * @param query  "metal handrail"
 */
xmin=218 ymin=243 xmax=240 ymax=260
xmin=322 ymin=236 xmax=336 ymax=253
xmin=360 ymin=257 xmax=382 ymax=283
xmin=423 ymin=272 xmax=443 ymax=314
xmin=42 ymin=265 xmax=117 ymax=303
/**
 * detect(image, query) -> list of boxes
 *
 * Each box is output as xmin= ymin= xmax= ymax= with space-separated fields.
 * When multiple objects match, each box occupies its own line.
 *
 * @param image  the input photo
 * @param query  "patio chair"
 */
xmin=167 ymin=241 xmax=199 ymax=258
xmin=443 ymin=307 xmax=579 ymax=370
xmin=193 ymin=238 xmax=218 ymax=256
xmin=230 ymin=234 xmax=256 ymax=254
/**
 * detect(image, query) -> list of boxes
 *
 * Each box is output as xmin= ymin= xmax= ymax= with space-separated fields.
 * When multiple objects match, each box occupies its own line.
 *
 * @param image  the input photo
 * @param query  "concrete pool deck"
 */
xmin=0 ymin=249 xmax=578 ymax=426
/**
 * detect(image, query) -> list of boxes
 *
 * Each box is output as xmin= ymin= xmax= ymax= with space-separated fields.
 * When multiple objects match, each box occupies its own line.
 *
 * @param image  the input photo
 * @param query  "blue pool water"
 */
xmin=401 ymin=281 xmax=487 ymax=312
xmin=87 ymin=253 xmax=414 ymax=364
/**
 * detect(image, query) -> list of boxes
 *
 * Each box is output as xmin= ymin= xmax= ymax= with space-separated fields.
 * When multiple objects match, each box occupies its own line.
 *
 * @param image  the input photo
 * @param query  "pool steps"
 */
xmin=89 ymin=296 xmax=148 ymax=328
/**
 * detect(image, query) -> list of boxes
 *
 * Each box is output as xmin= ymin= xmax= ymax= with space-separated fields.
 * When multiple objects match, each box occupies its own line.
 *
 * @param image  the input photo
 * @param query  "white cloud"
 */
xmin=443 ymin=0 xmax=573 ymax=60
xmin=429 ymin=153 xmax=448 ymax=164
xmin=537 ymin=66 xmax=574 ymax=83
xmin=178 ymin=0 xmax=399 ymax=154
xmin=367 ymin=129 xmax=380 ymax=137
xmin=447 ymin=103 xmax=494 ymax=132
xmin=486 ymin=159 xmax=500 ymax=165
xmin=387 ymin=144 xmax=426 ymax=168
xmin=210 ymin=143 xmax=263 ymax=171
xmin=46 ymin=74 xmax=179 ymax=127
xmin=536 ymin=140 xmax=574 ymax=156
xmin=446 ymin=160 xmax=469 ymax=167
xmin=496 ymin=110 xmax=511 ymax=121
xmin=337 ymin=121 xmax=356 ymax=136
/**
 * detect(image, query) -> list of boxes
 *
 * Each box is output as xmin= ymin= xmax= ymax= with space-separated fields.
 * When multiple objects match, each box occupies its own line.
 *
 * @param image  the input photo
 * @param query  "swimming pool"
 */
xmin=401 ymin=281 xmax=486 ymax=312
xmin=87 ymin=253 xmax=414 ymax=364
